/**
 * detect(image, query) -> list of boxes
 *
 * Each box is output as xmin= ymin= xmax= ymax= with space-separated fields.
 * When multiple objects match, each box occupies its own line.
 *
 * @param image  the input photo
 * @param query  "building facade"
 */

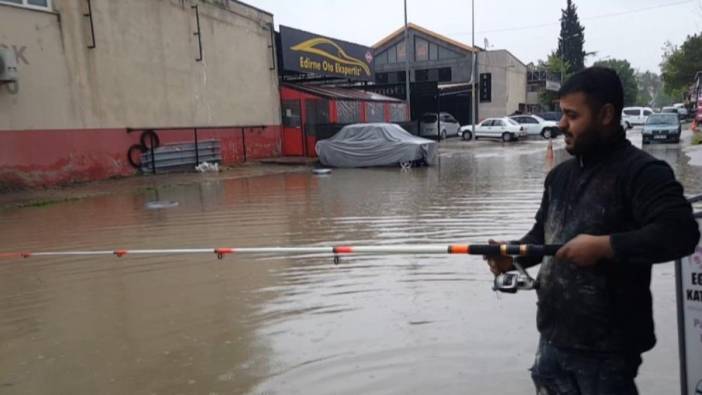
xmin=370 ymin=24 xmax=527 ymax=124
xmin=0 ymin=0 xmax=281 ymax=189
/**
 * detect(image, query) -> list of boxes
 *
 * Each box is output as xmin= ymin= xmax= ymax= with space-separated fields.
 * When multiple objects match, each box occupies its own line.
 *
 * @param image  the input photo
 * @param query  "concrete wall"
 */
xmin=477 ymin=50 xmax=526 ymax=119
xmin=0 ymin=0 xmax=280 ymax=129
xmin=0 ymin=0 xmax=282 ymax=189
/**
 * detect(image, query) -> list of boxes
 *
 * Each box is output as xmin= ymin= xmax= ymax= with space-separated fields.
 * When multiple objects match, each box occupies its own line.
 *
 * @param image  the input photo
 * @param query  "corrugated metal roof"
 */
xmin=283 ymin=83 xmax=404 ymax=102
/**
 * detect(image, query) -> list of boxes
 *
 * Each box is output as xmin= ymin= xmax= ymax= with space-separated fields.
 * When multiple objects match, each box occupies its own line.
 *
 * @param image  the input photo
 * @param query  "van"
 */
xmin=622 ymin=107 xmax=654 ymax=127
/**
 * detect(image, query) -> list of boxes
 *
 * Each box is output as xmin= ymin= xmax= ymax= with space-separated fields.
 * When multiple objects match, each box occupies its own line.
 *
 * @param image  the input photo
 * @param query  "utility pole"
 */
xmin=471 ymin=0 xmax=477 ymax=133
xmin=404 ymin=0 xmax=411 ymax=119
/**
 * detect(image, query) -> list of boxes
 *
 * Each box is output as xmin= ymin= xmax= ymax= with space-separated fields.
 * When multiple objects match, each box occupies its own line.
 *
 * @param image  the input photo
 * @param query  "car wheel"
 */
xmin=541 ymin=129 xmax=552 ymax=139
xmin=462 ymin=131 xmax=473 ymax=141
xmin=502 ymin=132 xmax=513 ymax=142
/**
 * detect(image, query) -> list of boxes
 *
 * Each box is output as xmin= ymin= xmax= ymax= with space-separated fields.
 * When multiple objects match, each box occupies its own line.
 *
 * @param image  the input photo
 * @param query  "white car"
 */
xmin=419 ymin=112 xmax=461 ymax=140
xmin=460 ymin=117 xmax=526 ymax=142
xmin=622 ymin=107 xmax=654 ymax=127
xmin=510 ymin=115 xmax=560 ymax=139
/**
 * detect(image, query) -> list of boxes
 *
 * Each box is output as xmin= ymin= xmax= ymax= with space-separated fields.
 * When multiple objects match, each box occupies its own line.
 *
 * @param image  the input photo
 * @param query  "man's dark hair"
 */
xmin=558 ymin=66 xmax=624 ymax=122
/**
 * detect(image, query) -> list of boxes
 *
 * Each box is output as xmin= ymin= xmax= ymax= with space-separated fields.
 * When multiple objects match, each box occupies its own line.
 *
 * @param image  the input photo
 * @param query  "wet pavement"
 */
xmin=1 ymin=127 xmax=701 ymax=394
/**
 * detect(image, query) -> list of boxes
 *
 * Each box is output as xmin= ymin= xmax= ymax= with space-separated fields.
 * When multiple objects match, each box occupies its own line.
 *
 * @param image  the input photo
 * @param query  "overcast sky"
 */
xmin=247 ymin=0 xmax=701 ymax=74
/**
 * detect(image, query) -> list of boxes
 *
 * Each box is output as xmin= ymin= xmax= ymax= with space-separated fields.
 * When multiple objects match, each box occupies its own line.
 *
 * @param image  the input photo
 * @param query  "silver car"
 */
xmin=419 ymin=112 xmax=461 ymax=140
xmin=642 ymin=113 xmax=681 ymax=144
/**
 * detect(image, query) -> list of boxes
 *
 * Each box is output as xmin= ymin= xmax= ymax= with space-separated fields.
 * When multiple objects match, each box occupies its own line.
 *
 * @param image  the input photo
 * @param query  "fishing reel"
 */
xmin=492 ymin=261 xmax=537 ymax=293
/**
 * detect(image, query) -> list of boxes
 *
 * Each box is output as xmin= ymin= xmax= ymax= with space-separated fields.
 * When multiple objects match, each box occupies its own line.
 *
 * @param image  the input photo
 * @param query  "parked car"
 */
xmin=460 ymin=117 xmax=526 ymax=142
xmin=673 ymin=103 xmax=690 ymax=119
xmin=510 ymin=114 xmax=560 ymax=139
xmin=662 ymin=106 xmax=682 ymax=120
xmin=316 ymin=123 xmax=437 ymax=168
xmin=622 ymin=107 xmax=654 ymax=127
xmin=641 ymin=113 xmax=681 ymax=144
xmin=536 ymin=111 xmax=562 ymax=122
xmin=419 ymin=112 xmax=460 ymax=140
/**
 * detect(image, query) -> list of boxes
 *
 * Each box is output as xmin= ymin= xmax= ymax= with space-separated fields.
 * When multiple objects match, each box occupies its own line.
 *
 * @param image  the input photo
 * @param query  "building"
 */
xmin=370 ymin=24 xmax=527 ymax=124
xmin=477 ymin=49 xmax=527 ymax=119
xmin=275 ymin=25 xmax=408 ymax=157
xmin=0 ymin=0 xmax=281 ymax=189
xmin=524 ymin=64 xmax=562 ymax=113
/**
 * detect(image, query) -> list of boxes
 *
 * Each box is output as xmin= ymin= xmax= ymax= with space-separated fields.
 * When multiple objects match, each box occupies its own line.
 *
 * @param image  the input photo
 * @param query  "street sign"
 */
xmin=677 ymin=219 xmax=702 ymax=395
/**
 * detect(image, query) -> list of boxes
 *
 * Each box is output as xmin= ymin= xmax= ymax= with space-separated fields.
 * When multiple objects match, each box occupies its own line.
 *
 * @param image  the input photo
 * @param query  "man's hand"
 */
xmin=484 ymin=239 xmax=514 ymax=275
xmin=555 ymin=234 xmax=614 ymax=267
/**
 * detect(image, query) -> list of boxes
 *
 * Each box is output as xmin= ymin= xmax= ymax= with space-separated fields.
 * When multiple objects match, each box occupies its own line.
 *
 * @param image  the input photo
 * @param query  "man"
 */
xmin=487 ymin=67 xmax=700 ymax=395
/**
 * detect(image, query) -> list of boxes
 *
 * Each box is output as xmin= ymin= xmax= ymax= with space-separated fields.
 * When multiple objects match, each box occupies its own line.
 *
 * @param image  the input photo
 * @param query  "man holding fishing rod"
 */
xmin=486 ymin=67 xmax=700 ymax=395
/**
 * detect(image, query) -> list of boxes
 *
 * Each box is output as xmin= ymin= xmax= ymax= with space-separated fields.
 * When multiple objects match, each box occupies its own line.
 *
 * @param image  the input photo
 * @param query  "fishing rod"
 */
xmin=0 ymin=243 xmax=562 ymax=293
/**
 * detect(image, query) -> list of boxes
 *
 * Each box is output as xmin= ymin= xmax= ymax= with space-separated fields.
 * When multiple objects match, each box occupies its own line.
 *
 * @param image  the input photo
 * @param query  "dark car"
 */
xmin=642 ymin=113 xmax=681 ymax=144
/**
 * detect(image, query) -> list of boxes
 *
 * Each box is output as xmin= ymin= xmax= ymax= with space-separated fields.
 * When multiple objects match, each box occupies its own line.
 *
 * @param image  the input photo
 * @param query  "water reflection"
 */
xmin=1 ymin=134 xmax=701 ymax=394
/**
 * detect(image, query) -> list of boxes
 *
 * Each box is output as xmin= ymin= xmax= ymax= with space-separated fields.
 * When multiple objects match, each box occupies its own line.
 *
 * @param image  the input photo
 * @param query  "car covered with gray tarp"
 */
xmin=315 ymin=123 xmax=437 ymax=168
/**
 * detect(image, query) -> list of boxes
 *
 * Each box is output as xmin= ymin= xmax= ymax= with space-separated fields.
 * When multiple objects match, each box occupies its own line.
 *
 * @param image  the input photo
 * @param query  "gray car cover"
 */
xmin=315 ymin=123 xmax=437 ymax=168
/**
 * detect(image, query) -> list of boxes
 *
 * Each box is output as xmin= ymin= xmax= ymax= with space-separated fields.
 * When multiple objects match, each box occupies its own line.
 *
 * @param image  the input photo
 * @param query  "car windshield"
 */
xmin=506 ymin=118 xmax=519 ymax=126
xmin=421 ymin=114 xmax=437 ymax=122
xmin=646 ymin=115 xmax=678 ymax=125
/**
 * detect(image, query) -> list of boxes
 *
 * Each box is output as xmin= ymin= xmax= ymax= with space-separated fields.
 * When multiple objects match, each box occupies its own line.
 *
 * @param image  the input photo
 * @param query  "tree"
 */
xmin=660 ymin=34 xmax=702 ymax=99
xmin=592 ymin=59 xmax=638 ymax=106
xmin=635 ymin=71 xmax=658 ymax=107
xmin=556 ymin=0 xmax=586 ymax=74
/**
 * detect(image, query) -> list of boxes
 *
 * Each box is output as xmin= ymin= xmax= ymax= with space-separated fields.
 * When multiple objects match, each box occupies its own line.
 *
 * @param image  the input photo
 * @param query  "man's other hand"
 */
xmin=555 ymin=234 xmax=614 ymax=267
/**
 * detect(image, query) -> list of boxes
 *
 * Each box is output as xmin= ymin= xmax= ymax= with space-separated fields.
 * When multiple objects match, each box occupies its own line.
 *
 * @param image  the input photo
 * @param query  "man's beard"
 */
xmin=563 ymin=123 xmax=602 ymax=156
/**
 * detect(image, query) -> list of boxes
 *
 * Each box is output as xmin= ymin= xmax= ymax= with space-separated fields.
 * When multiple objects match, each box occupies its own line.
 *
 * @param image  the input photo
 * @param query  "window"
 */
xmin=415 ymin=69 xmax=429 ymax=82
xmin=366 ymin=102 xmax=385 ymax=122
xmin=428 ymin=68 xmax=439 ymax=81
xmin=388 ymin=46 xmax=397 ymax=64
xmin=441 ymin=114 xmax=457 ymax=123
xmin=376 ymin=72 xmax=389 ymax=84
xmin=643 ymin=110 xmax=653 ymax=116
xmin=438 ymin=46 xmax=460 ymax=60
xmin=415 ymin=38 xmax=428 ymax=61
xmin=438 ymin=67 xmax=452 ymax=82
xmin=396 ymin=71 xmax=406 ymax=83
xmin=336 ymin=101 xmax=361 ymax=124
xmin=494 ymin=120 xmax=504 ymax=127
xmin=375 ymin=51 xmax=387 ymax=66
xmin=0 ymin=0 xmax=50 ymax=10
xmin=282 ymin=100 xmax=301 ymax=128
xmin=525 ymin=117 xmax=539 ymax=124
xmin=429 ymin=43 xmax=439 ymax=60
xmin=396 ymin=41 xmax=406 ymax=62
xmin=623 ymin=109 xmax=640 ymax=116
xmin=390 ymin=103 xmax=408 ymax=122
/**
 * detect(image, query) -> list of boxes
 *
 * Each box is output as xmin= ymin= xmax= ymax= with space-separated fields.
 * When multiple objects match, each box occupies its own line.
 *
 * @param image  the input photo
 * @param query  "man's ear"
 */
xmin=599 ymin=103 xmax=617 ymax=127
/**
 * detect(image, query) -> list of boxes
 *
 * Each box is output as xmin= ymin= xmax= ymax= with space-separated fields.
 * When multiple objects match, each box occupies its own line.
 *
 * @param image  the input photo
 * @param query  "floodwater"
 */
xmin=1 ymin=128 xmax=701 ymax=395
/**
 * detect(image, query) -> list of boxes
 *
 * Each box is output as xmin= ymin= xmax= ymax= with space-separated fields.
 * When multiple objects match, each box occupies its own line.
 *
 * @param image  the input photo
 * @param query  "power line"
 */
xmin=449 ymin=0 xmax=694 ymax=36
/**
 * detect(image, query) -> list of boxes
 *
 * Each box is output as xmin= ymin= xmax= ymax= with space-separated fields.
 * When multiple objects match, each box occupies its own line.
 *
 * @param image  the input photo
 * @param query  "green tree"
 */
xmin=593 ymin=59 xmax=638 ymax=106
xmin=556 ymin=0 xmax=586 ymax=73
xmin=660 ymin=34 xmax=702 ymax=99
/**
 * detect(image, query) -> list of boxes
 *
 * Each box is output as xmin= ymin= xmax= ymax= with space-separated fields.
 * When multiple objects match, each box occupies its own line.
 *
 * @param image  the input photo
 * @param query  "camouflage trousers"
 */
xmin=530 ymin=338 xmax=642 ymax=395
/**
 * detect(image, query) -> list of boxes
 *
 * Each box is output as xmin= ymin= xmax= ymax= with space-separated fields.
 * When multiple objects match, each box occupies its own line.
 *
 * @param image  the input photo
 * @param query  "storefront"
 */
xmin=277 ymin=25 xmax=408 ymax=157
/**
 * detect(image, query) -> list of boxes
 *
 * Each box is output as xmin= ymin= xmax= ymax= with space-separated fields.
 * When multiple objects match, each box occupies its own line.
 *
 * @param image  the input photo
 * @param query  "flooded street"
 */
xmin=2 ymin=128 xmax=701 ymax=394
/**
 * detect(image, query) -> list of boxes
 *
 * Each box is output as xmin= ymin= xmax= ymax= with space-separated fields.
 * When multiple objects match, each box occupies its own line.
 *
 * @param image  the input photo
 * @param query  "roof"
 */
xmin=282 ymin=83 xmax=404 ymax=102
xmin=372 ymin=23 xmax=478 ymax=53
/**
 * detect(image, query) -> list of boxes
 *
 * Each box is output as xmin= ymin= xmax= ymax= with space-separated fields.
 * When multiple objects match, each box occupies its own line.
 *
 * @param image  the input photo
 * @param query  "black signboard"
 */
xmin=362 ymin=81 xmax=438 ymax=100
xmin=480 ymin=73 xmax=492 ymax=103
xmin=280 ymin=25 xmax=374 ymax=81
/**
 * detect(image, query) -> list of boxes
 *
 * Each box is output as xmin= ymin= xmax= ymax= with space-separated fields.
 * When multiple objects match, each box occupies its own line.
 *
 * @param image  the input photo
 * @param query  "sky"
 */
xmin=246 ymin=0 xmax=702 ymax=74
